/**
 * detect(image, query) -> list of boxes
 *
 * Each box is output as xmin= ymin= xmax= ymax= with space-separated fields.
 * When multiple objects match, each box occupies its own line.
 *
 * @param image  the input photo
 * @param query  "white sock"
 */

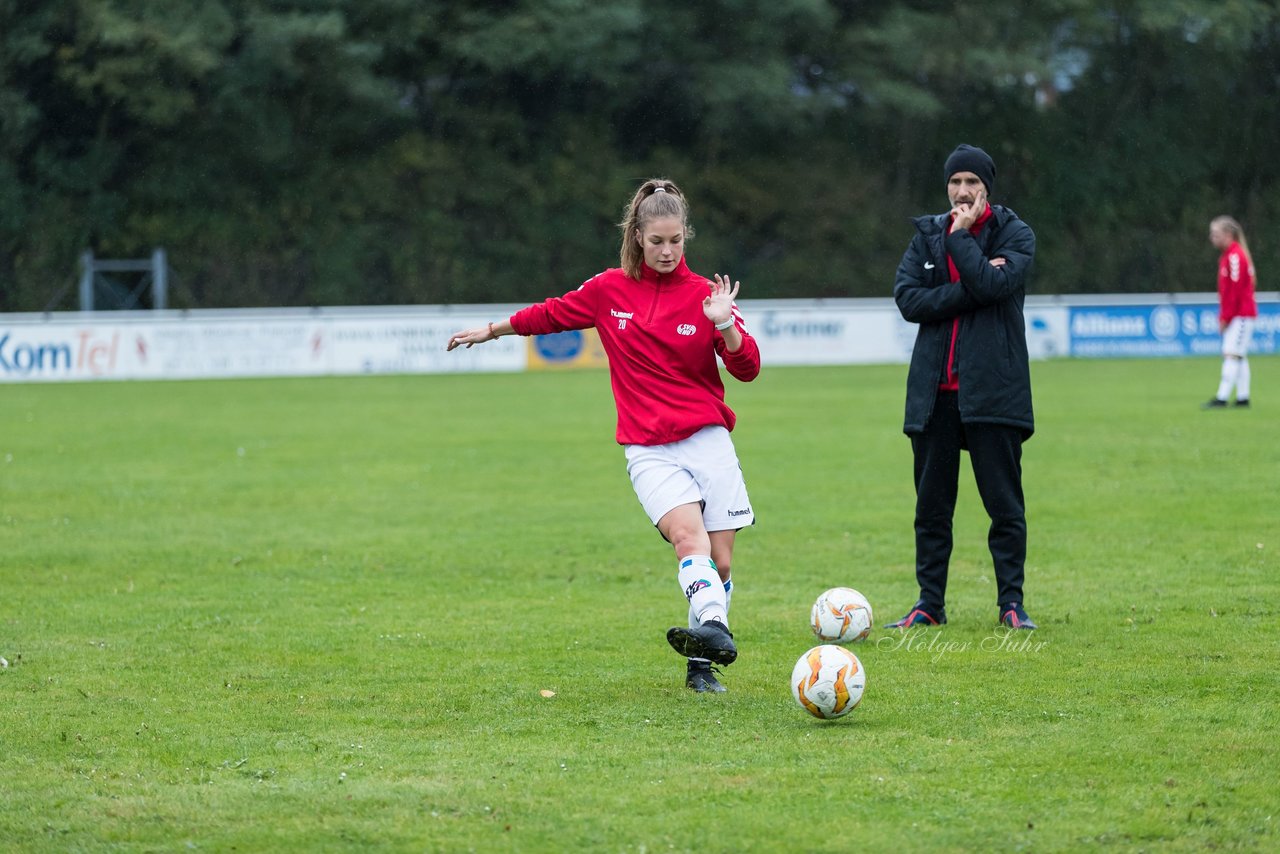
xmin=690 ymin=578 xmax=733 ymax=628
xmin=1216 ymin=359 xmax=1239 ymax=400
xmin=1236 ymin=358 xmax=1250 ymax=401
xmin=678 ymin=555 xmax=727 ymax=627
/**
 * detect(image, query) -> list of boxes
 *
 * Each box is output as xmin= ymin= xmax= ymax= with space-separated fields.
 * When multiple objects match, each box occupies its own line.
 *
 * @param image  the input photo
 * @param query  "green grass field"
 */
xmin=2 ymin=357 xmax=1276 ymax=852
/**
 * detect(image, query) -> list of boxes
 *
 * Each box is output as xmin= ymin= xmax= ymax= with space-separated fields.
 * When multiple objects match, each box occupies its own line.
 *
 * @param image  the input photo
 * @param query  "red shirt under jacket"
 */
xmin=1218 ymin=241 xmax=1258 ymax=325
xmin=509 ymin=257 xmax=761 ymax=446
xmin=939 ymin=203 xmax=995 ymax=391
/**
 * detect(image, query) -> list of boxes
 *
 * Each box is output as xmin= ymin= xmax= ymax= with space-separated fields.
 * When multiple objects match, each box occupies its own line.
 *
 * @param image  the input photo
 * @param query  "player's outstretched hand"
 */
xmin=703 ymin=273 xmax=740 ymax=327
xmin=446 ymin=326 xmax=492 ymax=351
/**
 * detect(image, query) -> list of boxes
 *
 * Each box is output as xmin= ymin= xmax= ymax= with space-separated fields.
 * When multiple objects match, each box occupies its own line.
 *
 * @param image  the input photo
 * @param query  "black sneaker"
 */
xmin=1000 ymin=602 xmax=1038 ymax=630
xmin=1234 ymin=399 xmax=1250 ymax=408
xmin=686 ymin=659 xmax=726 ymax=693
xmin=883 ymin=601 xmax=946 ymax=629
xmin=666 ymin=620 xmax=737 ymax=665
xmin=1201 ymin=398 xmax=1228 ymax=409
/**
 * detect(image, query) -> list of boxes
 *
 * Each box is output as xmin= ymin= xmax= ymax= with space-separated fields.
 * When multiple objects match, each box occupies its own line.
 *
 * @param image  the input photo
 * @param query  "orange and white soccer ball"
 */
xmin=810 ymin=587 xmax=873 ymax=643
xmin=791 ymin=644 xmax=866 ymax=720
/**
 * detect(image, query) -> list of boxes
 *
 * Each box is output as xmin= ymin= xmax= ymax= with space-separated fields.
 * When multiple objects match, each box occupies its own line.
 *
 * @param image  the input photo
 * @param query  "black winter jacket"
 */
xmin=893 ymin=205 xmax=1036 ymax=438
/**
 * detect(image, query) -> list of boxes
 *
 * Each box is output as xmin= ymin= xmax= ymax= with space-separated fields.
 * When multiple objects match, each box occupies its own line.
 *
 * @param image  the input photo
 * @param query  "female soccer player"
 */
xmin=447 ymin=179 xmax=761 ymax=693
xmin=1202 ymin=216 xmax=1258 ymax=408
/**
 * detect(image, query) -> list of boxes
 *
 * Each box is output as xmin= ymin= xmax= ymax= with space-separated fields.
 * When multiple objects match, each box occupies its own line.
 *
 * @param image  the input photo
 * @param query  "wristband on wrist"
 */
xmin=715 ymin=318 xmax=735 ymax=331
xmin=488 ymin=321 xmax=500 ymax=340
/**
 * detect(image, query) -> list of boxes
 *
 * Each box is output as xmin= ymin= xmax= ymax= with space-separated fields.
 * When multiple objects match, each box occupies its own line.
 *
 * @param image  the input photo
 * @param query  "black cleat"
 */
xmin=1234 ymin=398 xmax=1250 ymax=408
xmin=884 ymin=601 xmax=946 ymax=629
xmin=667 ymin=620 xmax=737 ymax=665
xmin=1201 ymin=398 xmax=1228 ymax=409
xmin=686 ymin=659 xmax=727 ymax=693
xmin=1000 ymin=602 xmax=1038 ymax=630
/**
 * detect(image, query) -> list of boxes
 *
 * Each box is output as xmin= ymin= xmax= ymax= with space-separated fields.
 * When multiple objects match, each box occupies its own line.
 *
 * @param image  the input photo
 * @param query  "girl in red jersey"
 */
xmin=447 ymin=179 xmax=761 ymax=693
xmin=1203 ymin=216 xmax=1258 ymax=408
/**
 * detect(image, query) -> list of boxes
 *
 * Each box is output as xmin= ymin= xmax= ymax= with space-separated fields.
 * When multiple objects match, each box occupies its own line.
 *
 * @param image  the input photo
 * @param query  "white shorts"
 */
xmin=1223 ymin=317 xmax=1255 ymax=357
xmin=625 ymin=426 xmax=754 ymax=532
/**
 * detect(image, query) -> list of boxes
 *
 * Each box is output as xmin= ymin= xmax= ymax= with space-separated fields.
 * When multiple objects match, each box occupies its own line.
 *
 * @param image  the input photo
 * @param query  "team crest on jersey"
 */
xmin=676 ymin=324 xmax=697 ymax=336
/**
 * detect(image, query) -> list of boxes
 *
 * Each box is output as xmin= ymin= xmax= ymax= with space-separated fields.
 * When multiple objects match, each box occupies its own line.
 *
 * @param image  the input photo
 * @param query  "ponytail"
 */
xmin=1212 ymin=215 xmax=1258 ymax=283
xmin=618 ymin=179 xmax=694 ymax=279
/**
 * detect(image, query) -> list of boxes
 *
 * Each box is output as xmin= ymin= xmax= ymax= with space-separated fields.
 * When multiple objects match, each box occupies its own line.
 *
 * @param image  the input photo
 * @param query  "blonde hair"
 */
xmin=1211 ymin=215 xmax=1257 ymax=281
xmin=618 ymin=178 xmax=694 ymax=279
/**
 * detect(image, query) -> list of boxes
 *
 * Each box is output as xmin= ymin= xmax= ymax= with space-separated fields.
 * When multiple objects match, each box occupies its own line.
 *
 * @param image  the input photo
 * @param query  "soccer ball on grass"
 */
xmin=790 ymin=644 xmax=866 ymax=720
xmin=810 ymin=587 xmax=873 ymax=643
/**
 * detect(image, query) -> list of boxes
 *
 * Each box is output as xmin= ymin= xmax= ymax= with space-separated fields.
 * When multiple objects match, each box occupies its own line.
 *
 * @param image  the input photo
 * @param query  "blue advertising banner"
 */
xmin=1068 ymin=302 xmax=1280 ymax=357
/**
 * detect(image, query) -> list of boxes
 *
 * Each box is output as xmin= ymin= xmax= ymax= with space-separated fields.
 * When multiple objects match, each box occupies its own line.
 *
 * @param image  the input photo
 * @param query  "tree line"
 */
xmin=1 ymin=0 xmax=1276 ymax=312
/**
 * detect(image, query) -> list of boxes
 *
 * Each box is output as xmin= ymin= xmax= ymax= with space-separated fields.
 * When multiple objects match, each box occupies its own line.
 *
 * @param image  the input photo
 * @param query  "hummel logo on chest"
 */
xmin=611 ymin=308 xmax=633 ymax=330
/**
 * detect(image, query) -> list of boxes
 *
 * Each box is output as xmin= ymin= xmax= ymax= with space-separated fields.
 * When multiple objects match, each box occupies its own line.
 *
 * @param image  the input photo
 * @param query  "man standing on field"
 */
xmin=886 ymin=144 xmax=1039 ymax=631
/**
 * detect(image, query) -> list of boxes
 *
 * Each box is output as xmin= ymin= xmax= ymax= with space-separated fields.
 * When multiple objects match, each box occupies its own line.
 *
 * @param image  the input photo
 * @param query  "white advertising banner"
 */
xmin=320 ymin=315 xmax=525 ymax=376
xmin=1023 ymin=302 xmax=1071 ymax=360
xmin=0 ymin=309 xmax=524 ymax=383
xmin=739 ymin=298 xmax=1071 ymax=364
xmin=740 ymin=300 xmax=915 ymax=366
xmin=138 ymin=319 xmax=325 ymax=379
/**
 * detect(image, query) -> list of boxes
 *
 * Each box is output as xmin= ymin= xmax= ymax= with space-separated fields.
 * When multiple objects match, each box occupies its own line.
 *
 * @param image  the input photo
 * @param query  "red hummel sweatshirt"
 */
xmin=1218 ymin=240 xmax=1257 ymax=326
xmin=509 ymin=257 xmax=761 ymax=446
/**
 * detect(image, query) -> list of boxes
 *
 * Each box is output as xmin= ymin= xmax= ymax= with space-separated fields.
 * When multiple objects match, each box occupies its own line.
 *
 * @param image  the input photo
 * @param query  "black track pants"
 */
xmin=910 ymin=392 xmax=1027 ymax=610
